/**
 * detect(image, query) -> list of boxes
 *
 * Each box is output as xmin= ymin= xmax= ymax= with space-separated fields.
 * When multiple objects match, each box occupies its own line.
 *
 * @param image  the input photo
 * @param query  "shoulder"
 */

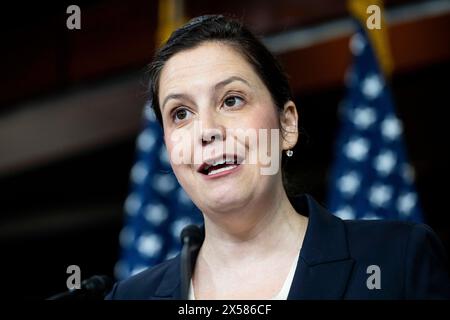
xmin=341 ymin=219 xmax=450 ymax=299
xmin=343 ymin=219 xmax=446 ymax=259
xmin=344 ymin=218 xmax=414 ymax=248
xmin=105 ymin=257 xmax=179 ymax=300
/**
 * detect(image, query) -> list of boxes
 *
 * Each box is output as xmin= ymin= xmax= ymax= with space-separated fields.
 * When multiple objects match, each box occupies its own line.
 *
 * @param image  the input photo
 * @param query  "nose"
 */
xmin=198 ymin=113 xmax=226 ymax=147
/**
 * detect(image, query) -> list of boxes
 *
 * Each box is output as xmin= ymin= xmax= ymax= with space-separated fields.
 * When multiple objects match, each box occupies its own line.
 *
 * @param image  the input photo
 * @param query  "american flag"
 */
xmin=114 ymin=101 xmax=202 ymax=280
xmin=327 ymin=22 xmax=423 ymax=222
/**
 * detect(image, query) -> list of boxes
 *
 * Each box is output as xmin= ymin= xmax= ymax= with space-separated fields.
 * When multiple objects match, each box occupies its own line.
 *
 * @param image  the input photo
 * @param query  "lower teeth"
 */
xmin=208 ymin=165 xmax=237 ymax=175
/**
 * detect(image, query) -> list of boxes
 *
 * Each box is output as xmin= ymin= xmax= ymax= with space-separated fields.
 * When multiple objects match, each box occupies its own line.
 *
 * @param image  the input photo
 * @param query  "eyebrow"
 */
xmin=161 ymin=76 xmax=251 ymax=111
xmin=161 ymin=93 xmax=193 ymax=111
xmin=214 ymin=76 xmax=251 ymax=90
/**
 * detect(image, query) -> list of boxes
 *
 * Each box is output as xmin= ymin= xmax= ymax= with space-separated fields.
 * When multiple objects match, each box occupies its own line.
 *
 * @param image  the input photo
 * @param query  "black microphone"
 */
xmin=180 ymin=224 xmax=203 ymax=300
xmin=47 ymin=275 xmax=113 ymax=300
xmin=181 ymin=224 xmax=203 ymax=247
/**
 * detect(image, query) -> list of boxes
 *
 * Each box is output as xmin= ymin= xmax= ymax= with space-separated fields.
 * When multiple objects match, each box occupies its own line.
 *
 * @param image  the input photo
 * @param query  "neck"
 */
xmin=199 ymin=184 xmax=307 ymax=268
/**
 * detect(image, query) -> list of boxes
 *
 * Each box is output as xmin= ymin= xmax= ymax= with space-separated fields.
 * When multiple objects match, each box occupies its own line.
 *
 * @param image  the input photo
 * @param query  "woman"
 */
xmin=107 ymin=15 xmax=450 ymax=299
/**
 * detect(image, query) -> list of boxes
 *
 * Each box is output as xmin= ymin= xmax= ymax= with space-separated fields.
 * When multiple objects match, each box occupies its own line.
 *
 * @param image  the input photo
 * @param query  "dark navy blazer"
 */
xmin=106 ymin=194 xmax=450 ymax=299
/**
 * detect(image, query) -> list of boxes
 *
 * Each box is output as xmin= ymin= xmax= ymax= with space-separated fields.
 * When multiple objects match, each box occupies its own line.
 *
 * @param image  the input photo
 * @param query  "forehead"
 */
xmin=159 ymin=42 xmax=263 ymax=95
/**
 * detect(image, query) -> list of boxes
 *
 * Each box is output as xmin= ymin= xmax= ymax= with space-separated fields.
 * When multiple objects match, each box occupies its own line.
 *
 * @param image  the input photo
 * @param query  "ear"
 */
xmin=280 ymin=100 xmax=299 ymax=151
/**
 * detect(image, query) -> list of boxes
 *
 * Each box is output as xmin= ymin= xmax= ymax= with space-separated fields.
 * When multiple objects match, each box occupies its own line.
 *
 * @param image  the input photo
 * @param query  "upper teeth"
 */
xmin=205 ymin=159 xmax=231 ymax=170
xmin=212 ymin=159 xmax=227 ymax=166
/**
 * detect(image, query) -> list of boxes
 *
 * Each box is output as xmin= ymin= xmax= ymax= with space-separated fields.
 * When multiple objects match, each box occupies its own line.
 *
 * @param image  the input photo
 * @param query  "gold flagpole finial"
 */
xmin=347 ymin=0 xmax=394 ymax=77
xmin=156 ymin=0 xmax=187 ymax=47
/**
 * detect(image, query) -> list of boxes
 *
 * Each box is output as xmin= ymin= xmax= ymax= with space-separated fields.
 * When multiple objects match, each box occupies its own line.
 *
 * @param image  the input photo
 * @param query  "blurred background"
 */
xmin=0 ymin=0 xmax=449 ymax=299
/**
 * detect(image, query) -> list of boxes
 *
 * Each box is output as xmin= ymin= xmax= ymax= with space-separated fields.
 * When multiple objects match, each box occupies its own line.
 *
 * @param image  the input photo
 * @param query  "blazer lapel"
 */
xmin=288 ymin=195 xmax=354 ymax=299
xmin=152 ymin=255 xmax=182 ymax=299
xmin=288 ymin=258 xmax=354 ymax=299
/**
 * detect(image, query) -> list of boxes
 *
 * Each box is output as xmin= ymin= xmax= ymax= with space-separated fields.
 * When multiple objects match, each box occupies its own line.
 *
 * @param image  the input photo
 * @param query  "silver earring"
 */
xmin=286 ymin=149 xmax=293 ymax=157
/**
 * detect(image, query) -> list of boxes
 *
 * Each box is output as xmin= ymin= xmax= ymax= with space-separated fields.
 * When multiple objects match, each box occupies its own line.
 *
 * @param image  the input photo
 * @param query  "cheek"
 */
xmin=245 ymin=103 xmax=280 ymax=130
xmin=242 ymin=104 xmax=280 ymax=140
xmin=164 ymin=133 xmax=176 ymax=164
xmin=164 ymin=127 xmax=196 ymax=167
xmin=254 ymin=109 xmax=281 ymax=164
xmin=228 ymin=104 xmax=281 ymax=165
xmin=165 ymin=138 xmax=193 ymax=190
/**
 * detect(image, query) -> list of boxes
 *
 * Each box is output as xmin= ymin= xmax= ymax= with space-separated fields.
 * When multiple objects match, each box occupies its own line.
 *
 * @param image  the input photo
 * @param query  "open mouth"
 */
xmin=197 ymin=155 xmax=242 ymax=176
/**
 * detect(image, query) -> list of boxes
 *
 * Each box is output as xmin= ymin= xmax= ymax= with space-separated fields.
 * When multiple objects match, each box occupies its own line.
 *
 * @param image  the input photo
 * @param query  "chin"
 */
xmin=199 ymin=190 xmax=250 ymax=214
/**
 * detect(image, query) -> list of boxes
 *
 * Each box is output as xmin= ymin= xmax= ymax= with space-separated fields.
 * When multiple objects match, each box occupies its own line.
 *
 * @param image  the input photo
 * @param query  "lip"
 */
xmin=196 ymin=154 xmax=244 ymax=174
xmin=201 ymin=162 xmax=242 ymax=180
xmin=196 ymin=153 xmax=244 ymax=180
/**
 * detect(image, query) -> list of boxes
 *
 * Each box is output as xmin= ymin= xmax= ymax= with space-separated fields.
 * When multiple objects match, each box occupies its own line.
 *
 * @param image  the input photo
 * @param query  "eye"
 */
xmin=172 ymin=107 xmax=193 ymax=123
xmin=223 ymin=96 xmax=244 ymax=109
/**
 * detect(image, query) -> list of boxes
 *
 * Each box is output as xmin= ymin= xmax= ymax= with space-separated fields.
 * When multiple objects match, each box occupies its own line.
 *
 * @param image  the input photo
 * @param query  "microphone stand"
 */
xmin=47 ymin=275 xmax=113 ymax=300
xmin=180 ymin=225 xmax=203 ymax=300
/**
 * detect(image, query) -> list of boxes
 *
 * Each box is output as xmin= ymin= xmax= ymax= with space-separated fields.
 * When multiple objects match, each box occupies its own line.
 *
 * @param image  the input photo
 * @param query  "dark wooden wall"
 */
xmin=0 ymin=0 xmax=449 ymax=299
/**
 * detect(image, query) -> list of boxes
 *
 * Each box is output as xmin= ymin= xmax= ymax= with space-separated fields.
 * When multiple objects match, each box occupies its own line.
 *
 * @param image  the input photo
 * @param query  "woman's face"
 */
xmin=158 ymin=42 xmax=297 ymax=214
